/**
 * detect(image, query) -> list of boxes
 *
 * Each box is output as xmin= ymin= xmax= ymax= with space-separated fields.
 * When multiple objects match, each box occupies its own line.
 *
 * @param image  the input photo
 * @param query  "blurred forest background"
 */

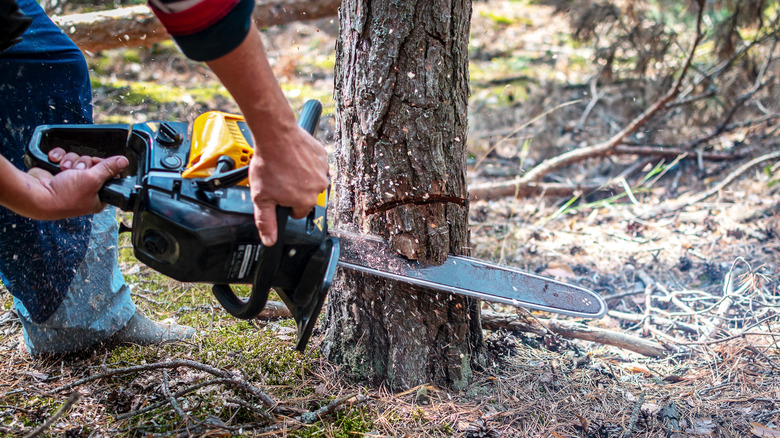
xmin=1 ymin=0 xmax=780 ymax=436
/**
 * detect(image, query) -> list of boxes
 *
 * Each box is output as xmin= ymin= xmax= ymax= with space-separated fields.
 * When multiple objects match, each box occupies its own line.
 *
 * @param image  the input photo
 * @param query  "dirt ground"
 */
xmin=2 ymin=1 xmax=780 ymax=437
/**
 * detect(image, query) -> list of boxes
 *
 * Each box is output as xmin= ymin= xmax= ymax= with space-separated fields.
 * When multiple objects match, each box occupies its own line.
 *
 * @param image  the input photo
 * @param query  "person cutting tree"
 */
xmin=0 ymin=0 xmax=329 ymax=356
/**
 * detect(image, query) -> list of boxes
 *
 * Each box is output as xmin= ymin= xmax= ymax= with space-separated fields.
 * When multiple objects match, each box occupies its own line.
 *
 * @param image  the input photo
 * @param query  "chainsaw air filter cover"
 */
xmin=25 ymin=100 xmax=338 ymax=351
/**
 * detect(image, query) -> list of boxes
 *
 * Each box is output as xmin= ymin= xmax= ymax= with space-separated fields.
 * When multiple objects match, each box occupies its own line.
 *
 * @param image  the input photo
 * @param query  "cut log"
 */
xmin=53 ymin=0 xmax=341 ymax=53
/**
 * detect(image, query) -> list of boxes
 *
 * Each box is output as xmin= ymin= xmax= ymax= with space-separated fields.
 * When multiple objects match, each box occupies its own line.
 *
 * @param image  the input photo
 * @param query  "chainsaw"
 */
xmin=25 ymin=100 xmax=607 ymax=351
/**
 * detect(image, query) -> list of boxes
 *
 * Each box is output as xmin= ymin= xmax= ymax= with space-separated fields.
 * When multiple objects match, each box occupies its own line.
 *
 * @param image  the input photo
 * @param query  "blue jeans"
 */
xmin=0 ymin=0 xmax=135 ymax=355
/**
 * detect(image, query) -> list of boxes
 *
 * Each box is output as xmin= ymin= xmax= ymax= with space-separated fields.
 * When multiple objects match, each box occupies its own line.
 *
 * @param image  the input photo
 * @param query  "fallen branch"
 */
xmin=467 ymin=143 xmax=759 ymax=201
xmin=161 ymin=370 xmax=188 ymax=425
xmin=662 ymin=149 xmax=780 ymax=212
xmin=546 ymin=319 xmax=669 ymax=358
xmin=54 ymin=0 xmax=341 ymax=53
xmin=468 ymin=181 xmax=610 ymax=201
xmin=699 ymin=267 xmax=752 ymax=341
xmin=116 ymin=377 xmax=235 ymax=420
xmin=613 ymin=144 xmax=756 ymax=161
xmin=258 ymin=301 xmax=293 ymax=319
xmin=622 ymin=390 xmax=646 ymax=438
xmin=258 ymin=394 xmax=370 ymax=434
xmin=481 ymin=311 xmax=545 ymax=335
xmin=481 ymin=312 xmax=669 ymax=358
xmin=607 ymin=310 xmax=701 ymax=336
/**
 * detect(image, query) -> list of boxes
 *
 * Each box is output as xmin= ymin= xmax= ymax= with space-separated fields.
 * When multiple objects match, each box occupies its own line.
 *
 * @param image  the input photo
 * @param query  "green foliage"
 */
xmin=766 ymin=163 xmax=780 ymax=187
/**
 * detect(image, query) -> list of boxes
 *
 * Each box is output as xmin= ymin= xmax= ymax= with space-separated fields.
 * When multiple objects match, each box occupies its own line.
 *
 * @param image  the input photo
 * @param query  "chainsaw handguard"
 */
xmin=25 ymin=100 xmax=338 ymax=351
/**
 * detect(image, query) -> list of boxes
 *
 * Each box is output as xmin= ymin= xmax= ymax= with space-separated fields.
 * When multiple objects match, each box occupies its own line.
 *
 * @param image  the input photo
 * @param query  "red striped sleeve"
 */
xmin=149 ymin=0 xmax=241 ymax=36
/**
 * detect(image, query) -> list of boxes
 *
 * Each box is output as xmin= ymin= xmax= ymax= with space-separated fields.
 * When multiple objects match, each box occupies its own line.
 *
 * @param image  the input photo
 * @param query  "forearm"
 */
xmin=205 ymin=22 xmax=299 ymax=155
xmin=0 ymin=155 xmax=50 ymax=219
xmin=0 ymin=152 xmax=128 ymax=221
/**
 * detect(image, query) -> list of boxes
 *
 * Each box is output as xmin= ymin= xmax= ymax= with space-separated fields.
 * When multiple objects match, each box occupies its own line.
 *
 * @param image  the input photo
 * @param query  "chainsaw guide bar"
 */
xmin=333 ymin=230 xmax=607 ymax=318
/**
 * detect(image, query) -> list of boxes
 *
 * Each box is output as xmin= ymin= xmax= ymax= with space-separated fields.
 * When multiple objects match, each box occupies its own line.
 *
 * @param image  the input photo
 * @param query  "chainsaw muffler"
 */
xmin=25 ymin=100 xmax=338 ymax=351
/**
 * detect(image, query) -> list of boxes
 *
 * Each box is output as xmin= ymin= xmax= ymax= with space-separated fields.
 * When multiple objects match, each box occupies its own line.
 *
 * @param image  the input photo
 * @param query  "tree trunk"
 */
xmin=324 ymin=0 xmax=482 ymax=391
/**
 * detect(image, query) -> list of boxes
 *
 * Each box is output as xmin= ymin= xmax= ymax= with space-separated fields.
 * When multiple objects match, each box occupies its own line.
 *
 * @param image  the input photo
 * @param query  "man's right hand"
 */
xmin=248 ymin=124 xmax=329 ymax=247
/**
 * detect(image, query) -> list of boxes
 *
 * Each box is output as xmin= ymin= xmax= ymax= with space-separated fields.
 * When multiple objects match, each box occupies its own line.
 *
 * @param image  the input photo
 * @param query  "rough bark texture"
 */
xmin=324 ymin=0 xmax=483 ymax=391
xmin=54 ymin=0 xmax=341 ymax=53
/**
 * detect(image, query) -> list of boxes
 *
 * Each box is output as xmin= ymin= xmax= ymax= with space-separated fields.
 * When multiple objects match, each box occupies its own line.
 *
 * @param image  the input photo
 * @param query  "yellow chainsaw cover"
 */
xmin=182 ymin=111 xmax=253 ymax=186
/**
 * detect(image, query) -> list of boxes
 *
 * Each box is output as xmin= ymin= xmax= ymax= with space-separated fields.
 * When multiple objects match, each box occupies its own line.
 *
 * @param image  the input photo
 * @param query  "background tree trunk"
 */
xmin=323 ymin=0 xmax=483 ymax=390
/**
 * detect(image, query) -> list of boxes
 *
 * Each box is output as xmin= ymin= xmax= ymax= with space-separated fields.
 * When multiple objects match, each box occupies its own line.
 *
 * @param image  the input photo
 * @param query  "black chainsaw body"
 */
xmin=25 ymin=100 xmax=337 ymax=351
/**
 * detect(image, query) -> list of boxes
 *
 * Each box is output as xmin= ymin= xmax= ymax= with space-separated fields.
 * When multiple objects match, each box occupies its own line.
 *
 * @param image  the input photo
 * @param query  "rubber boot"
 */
xmin=107 ymin=311 xmax=196 ymax=346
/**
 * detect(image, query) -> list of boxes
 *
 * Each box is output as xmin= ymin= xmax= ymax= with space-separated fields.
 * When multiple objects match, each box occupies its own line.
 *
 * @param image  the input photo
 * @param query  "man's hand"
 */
xmin=249 ymin=125 xmax=329 ymax=247
xmin=0 ymin=148 xmax=128 ymax=220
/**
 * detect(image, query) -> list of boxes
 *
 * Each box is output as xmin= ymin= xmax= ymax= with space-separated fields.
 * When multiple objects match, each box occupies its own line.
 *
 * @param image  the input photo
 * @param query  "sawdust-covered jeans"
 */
xmin=0 ymin=0 xmax=135 ymax=355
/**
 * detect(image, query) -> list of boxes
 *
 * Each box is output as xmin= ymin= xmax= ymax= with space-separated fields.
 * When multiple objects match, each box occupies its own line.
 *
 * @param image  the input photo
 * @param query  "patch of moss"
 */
xmin=194 ymin=321 xmax=314 ymax=386
xmin=122 ymin=49 xmax=142 ymax=64
xmin=282 ymin=84 xmax=335 ymax=116
xmin=0 ymin=394 xmax=59 ymax=429
xmin=310 ymin=54 xmax=336 ymax=72
xmin=291 ymin=407 xmax=373 ymax=438
xmin=478 ymin=10 xmax=532 ymax=26
xmin=91 ymin=78 xmax=231 ymax=108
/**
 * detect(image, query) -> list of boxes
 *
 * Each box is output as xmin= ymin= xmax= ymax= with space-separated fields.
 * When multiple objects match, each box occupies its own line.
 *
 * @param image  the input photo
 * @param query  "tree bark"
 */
xmin=54 ymin=0 xmax=341 ymax=53
xmin=323 ymin=0 xmax=483 ymax=390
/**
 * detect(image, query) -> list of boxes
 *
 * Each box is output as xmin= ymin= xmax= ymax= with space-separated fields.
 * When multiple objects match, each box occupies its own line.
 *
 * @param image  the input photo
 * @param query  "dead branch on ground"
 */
xmin=48 ymin=359 xmax=278 ymax=418
xmin=37 ymin=357 xmax=371 ymax=435
xmin=22 ymin=391 xmax=81 ymax=438
xmin=658 ymin=148 xmax=780 ymax=213
xmin=480 ymin=312 xmax=669 ymax=357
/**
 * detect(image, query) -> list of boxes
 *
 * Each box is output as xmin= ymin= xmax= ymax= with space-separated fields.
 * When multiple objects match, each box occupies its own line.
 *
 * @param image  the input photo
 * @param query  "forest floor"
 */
xmin=2 ymin=1 xmax=780 ymax=437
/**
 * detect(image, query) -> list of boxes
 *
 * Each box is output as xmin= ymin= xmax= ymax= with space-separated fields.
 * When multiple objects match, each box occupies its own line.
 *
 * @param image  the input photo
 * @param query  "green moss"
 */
xmin=310 ymin=54 xmax=336 ymax=72
xmin=122 ymin=49 xmax=142 ymax=64
xmin=91 ymin=78 xmax=231 ymax=108
xmin=478 ymin=10 xmax=532 ymax=26
xmin=193 ymin=321 xmax=315 ymax=386
xmin=282 ymin=84 xmax=335 ymax=116
xmin=0 ymin=395 xmax=59 ymax=430
xmin=291 ymin=407 xmax=373 ymax=438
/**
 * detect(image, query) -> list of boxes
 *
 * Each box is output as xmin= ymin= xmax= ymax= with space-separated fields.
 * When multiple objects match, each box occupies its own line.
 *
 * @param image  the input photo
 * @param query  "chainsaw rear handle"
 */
xmin=210 ymin=99 xmax=324 ymax=320
xmin=25 ymin=125 xmax=145 ymax=211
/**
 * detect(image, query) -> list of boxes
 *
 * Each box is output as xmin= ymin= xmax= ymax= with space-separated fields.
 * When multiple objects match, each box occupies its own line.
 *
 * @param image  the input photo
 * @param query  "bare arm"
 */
xmin=0 ymin=151 xmax=128 ymax=220
xmin=206 ymin=22 xmax=329 ymax=246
